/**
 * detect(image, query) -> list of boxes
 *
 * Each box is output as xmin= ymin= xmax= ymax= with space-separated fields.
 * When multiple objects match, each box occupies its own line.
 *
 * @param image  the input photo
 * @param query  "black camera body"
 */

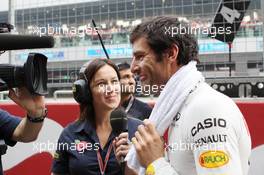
xmin=0 ymin=23 xmax=51 ymax=95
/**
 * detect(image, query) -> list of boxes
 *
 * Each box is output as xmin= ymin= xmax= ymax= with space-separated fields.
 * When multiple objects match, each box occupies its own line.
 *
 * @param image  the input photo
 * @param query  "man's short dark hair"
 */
xmin=130 ymin=16 xmax=199 ymax=65
xmin=117 ymin=62 xmax=131 ymax=71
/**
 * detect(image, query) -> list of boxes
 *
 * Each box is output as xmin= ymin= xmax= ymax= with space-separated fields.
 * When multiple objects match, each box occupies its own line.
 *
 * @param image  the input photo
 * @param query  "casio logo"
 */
xmin=191 ymin=118 xmax=226 ymax=137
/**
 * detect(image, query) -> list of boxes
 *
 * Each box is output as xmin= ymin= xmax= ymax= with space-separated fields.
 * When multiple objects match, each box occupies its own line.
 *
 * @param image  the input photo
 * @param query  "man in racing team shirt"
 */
xmin=123 ymin=16 xmax=251 ymax=175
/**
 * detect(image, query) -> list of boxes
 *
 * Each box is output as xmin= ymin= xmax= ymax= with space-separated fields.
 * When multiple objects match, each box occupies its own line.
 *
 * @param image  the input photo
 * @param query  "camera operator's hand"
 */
xmin=8 ymin=87 xmax=45 ymax=142
xmin=8 ymin=87 xmax=45 ymax=117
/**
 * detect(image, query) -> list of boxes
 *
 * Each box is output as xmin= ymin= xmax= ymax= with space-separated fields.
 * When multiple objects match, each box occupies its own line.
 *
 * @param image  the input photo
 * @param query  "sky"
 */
xmin=0 ymin=0 xmax=8 ymax=11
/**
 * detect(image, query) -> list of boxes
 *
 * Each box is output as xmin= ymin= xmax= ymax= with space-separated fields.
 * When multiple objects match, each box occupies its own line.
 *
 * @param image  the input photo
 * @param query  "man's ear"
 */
xmin=167 ymin=44 xmax=179 ymax=64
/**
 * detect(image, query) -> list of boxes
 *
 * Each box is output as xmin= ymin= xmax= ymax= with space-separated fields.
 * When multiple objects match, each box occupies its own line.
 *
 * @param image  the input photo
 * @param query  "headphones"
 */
xmin=72 ymin=61 xmax=92 ymax=104
xmin=72 ymin=78 xmax=92 ymax=104
xmin=72 ymin=59 xmax=119 ymax=104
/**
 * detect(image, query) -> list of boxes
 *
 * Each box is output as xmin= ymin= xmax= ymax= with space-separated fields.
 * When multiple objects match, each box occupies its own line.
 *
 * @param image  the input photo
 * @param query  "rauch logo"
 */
xmin=199 ymin=150 xmax=229 ymax=168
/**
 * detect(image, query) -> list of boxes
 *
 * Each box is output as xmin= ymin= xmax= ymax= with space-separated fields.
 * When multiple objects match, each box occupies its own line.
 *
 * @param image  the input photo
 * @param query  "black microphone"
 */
xmin=110 ymin=108 xmax=128 ymax=175
xmin=110 ymin=108 xmax=128 ymax=135
xmin=0 ymin=34 xmax=54 ymax=50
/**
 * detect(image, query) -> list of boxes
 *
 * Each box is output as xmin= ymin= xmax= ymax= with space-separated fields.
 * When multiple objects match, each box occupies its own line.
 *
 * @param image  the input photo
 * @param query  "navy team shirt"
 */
xmin=122 ymin=97 xmax=152 ymax=121
xmin=51 ymin=117 xmax=142 ymax=175
xmin=0 ymin=109 xmax=21 ymax=175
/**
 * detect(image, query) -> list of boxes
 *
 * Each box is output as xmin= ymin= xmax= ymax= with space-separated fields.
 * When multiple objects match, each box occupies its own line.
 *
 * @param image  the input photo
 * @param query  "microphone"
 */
xmin=0 ymin=34 xmax=54 ymax=50
xmin=110 ymin=108 xmax=128 ymax=135
xmin=110 ymin=108 xmax=128 ymax=175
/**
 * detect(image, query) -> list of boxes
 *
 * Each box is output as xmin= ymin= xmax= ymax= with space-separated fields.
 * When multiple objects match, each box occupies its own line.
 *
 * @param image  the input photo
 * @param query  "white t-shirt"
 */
xmin=151 ymin=82 xmax=251 ymax=175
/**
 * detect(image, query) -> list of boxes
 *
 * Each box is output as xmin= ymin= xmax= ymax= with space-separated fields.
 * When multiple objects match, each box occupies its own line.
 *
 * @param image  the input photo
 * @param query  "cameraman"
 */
xmin=0 ymin=87 xmax=46 ymax=174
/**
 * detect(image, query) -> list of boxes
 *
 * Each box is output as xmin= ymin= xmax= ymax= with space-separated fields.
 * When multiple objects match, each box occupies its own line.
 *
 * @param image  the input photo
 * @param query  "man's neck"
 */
xmin=121 ymin=94 xmax=133 ymax=107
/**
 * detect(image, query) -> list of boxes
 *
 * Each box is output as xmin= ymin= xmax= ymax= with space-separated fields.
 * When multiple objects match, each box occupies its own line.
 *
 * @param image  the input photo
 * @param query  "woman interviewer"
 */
xmin=51 ymin=59 xmax=140 ymax=175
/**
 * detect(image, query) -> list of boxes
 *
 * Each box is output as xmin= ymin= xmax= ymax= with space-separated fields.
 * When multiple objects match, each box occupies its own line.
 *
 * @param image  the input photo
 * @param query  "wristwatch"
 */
xmin=145 ymin=163 xmax=155 ymax=175
xmin=27 ymin=108 xmax=48 ymax=123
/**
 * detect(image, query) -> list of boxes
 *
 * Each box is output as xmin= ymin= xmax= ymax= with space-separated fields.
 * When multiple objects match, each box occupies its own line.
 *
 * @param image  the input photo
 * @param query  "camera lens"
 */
xmin=32 ymin=59 xmax=40 ymax=92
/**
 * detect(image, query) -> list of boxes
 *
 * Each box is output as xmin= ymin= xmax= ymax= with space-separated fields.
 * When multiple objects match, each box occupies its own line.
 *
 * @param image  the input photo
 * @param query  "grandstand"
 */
xmin=0 ymin=0 xmax=263 ymax=97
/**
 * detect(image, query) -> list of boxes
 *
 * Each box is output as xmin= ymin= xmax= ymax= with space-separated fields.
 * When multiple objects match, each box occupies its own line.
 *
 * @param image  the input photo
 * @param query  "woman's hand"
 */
xmin=113 ymin=132 xmax=131 ymax=163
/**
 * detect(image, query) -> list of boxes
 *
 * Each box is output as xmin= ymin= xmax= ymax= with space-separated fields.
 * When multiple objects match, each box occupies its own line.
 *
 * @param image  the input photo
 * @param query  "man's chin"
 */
xmin=140 ymin=80 xmax=150 ymax=87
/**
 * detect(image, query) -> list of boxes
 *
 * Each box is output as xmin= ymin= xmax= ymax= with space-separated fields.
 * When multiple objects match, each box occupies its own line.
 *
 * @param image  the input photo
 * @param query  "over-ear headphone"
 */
xmin=72 ymin=61 xmax=92 ymax=104
xmin=72 ymin=78 xmax=92 ymax=104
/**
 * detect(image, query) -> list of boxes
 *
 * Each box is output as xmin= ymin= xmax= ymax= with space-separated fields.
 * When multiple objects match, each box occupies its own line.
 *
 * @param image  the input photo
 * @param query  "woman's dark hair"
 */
xmin=78 ymin=59 xmax=120 ymax=124
xmin=130 ymin=16 xmax=199 ymax=65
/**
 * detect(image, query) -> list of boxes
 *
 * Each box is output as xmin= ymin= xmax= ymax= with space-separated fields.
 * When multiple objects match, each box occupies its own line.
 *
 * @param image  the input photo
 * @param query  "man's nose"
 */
xmin=128 ymin=76 xmax=136 ymax=84
xmin=130 ymin=57 xmax=138 ymax=74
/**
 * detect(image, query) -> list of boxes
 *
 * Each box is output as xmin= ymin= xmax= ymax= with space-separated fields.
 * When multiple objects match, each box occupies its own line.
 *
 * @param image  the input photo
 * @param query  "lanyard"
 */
xmin=97 ymin=142 xmax=113 ymax=175
xmin=125 ymin=96 xmax=134 ymax=113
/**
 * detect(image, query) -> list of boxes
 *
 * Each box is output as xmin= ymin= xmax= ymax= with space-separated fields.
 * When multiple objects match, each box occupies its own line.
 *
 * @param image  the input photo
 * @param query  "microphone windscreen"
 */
xmin=110 ymin=108 xmax=128 ymax=136
xmin=0 ymin=34 xmax=54 ymax=50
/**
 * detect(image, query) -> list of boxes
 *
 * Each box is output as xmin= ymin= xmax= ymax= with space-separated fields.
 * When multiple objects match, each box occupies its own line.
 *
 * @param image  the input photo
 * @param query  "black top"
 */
xmin=122 ymin=96 xmax=152 ymax=121
xmin=0 ymin=110 xmax=21 ymax=175
xmin=51 ymin=117 xmax=142 ymax=175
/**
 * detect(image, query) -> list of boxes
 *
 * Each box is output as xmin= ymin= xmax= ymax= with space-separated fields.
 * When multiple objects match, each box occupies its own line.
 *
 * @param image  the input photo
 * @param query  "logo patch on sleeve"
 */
xmin=53 ymin=152 xmax=60 ymax=160
xmin=199 ymin=151 xmax=229 ymax=168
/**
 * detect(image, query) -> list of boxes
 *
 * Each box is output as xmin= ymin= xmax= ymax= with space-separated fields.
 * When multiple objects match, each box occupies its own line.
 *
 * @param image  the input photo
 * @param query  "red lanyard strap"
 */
xmin=97 ymin=142 xmax=113 ymax=175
